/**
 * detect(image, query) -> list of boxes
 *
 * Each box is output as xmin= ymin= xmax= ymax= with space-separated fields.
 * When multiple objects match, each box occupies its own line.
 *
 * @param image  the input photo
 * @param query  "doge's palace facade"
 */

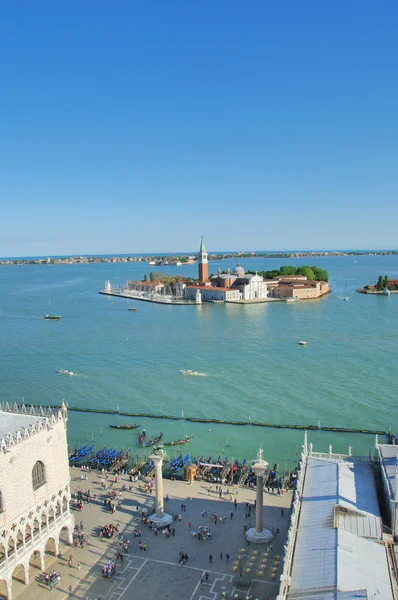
xmin=0 ymin=402 xmax=74 ymax=599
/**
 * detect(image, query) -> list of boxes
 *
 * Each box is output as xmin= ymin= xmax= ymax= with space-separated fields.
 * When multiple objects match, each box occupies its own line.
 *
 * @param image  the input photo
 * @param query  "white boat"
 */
xmin=383 ymin=288 xmax=391 ymax=296
xmin=58 ymin=369 xmax=74 ymax=376
xmin=298 ymin=341 xmax=307 ymax=346
xmin=343 ymin=296 xmax=349 ymax=301
xmin=180 ymin=369 xmax=199 ymax=376
xmin=285 ymin=297 xmax=299 ymax=303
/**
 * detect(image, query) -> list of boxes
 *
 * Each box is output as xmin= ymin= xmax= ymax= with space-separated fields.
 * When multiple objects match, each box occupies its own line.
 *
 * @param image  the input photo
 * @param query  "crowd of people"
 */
xmin=44 ymin=570 xmax=61 ymax=590
xmin=101 ymin=560 xmax=115 ymax=578
xmin=99 ymin=523 xmax=119 ymax=539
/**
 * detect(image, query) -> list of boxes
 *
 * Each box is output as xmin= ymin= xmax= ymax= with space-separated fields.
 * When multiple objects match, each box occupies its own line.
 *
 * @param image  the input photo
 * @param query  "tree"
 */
xmin=143 ymin=274 xmax=147 ymax=282
xmin=296 ymin=266 xmax=315 ymax=280
xmin=384 ymin=275 xmax=389 ymax=289
xmin=149 ymin=271 xmax=163 ymax=283
xmin=377 ymin=275 xmax=384 ymax=290
xmin=311 ymin=266 xmax=329 ymax=282
xmin=280 ymin=265 xmax=296 ymax=276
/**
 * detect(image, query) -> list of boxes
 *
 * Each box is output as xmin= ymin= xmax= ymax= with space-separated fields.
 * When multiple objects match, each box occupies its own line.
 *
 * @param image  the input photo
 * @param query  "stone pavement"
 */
xmin=14 ymin=467 xmax=292 ymax=600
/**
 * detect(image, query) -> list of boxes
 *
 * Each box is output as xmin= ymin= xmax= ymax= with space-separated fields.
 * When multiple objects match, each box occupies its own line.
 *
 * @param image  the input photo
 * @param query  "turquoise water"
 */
xmin=0 ymin=255 xmax=397 ymax=469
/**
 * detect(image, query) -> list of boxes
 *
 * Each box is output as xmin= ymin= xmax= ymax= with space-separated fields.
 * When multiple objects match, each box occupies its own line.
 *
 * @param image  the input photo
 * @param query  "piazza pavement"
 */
xmin=11 ymin=465 xmax=292 ymax=600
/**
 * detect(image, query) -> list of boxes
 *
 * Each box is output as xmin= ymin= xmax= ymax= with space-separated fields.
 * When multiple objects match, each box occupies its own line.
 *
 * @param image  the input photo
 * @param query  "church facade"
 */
xmin=183 ymin=237 xmax=269 ymax=302
xmin=0 ymin=402 xmax=74 ymax=599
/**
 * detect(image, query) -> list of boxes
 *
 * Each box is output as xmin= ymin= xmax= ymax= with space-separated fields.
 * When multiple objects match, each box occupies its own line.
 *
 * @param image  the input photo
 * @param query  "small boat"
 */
xmin=58 ymin=369 xmax=74 ymax=376
xmin=128 ymin=308 xmax=138 ymax=311
xmin=143 ymin=432 xmax=163 ymax=447
xmin=180 ymin=369 xmax=199 ymax=376
xmin=164 ymin=435 xmax=194 ymax=447
xmin=343 ymin=297 xmax=350 ymax=301
xmin=44 ymin=314 xmax=61 ymax=320
xmin=285 ymin=297 xmax=299 ymax=303
xmin=109 ymin=424 xmax=139 ymax=430
xmin=383 ymin=288 xmax=391 ymax=296
xmin=299 ymin=341 xmax=307 ymax=346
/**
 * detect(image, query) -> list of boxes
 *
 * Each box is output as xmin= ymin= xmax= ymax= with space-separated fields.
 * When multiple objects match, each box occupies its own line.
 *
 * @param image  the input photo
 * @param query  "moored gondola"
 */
xmin=163 ymin=435 xmax=194 ymax=447
xmin=143 ymin=432 xmax=163 ymax=447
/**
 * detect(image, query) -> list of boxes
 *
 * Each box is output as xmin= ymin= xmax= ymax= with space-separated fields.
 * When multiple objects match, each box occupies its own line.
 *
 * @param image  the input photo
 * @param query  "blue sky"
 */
xmin=1 ymin=1 xmax=397 ymax=256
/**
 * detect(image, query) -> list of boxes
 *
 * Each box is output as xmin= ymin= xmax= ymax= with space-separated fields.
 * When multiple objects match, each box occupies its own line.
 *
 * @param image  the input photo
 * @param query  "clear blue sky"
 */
xmin=1 ymin=1 xmax=397 ymax=256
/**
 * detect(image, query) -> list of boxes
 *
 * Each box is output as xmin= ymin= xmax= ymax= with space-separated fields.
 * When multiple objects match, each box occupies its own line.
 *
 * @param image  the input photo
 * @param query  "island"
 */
xmin=357 ymin=275 xmax=398 ymax=295
xmin=100 ymin=237 xmax=330 ymax=305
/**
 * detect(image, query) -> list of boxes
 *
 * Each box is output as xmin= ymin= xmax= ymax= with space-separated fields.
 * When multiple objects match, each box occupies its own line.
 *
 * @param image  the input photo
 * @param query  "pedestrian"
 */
xmin=77 ymin=562 xmax=81 ymax=571
xmin=68 ymin=584 xmax=73 ymax=594
xmin=220 ymin=552 xmax=223 ymax=560
xmin=143 ymin=543 xmax=147 ymax=552
xmin=226 ymin=553 xmax=230 ymax=562
xmin=209 ymin=554 xmax=213 ymax=564
xmin=139 ymin=542 xmax=143 ymax=551
xmin=281 ymin=508 xmax=284 ymax=517
xmin=230 ymin=510 xmax=234 ymax=520
xmin=172 ymin=528 xmax=175 ymax=536
xmin=205 ymin=572 xmax=209 ymax=583
xmin=188 ymin=521 xmax=192 ymax=529
xmin=234 ymin=498 xmax=237 ymax=510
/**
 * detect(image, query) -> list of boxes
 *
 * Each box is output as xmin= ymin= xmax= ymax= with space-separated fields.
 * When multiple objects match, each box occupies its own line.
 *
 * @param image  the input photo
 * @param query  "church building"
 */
xmin=183 ymin=237 xmax=268 ymax=302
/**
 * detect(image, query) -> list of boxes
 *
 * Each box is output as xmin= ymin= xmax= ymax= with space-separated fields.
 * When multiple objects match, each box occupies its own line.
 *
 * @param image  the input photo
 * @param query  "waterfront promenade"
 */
xmin=14 ymin=468 xmax=292 ymax=600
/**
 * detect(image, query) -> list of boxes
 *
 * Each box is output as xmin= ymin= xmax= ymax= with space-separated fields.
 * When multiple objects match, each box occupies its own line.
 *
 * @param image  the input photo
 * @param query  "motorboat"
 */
xmin=285 ymin=297 xmax=299 ymax=303
xmin=128 ymin=308 xmax=138 ymax=311
xmin=45 ymin=314 xmax=61 ymax=320
xmin=180 ymin=369 xmax=199 ymax=376
xmin=298 ymin=341 xmax=307 ymax=346
xmin=58 ymin=369 xmax=74 ymax=376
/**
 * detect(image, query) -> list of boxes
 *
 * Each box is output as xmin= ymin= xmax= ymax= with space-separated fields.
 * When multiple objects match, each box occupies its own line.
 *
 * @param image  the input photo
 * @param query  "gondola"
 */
xmin=109 ymin=424 xmax=140 ymax=430
xmin=163 ymin=435 xmax=194 ymax=447
xmin=143 ymin=432 xmax=163 ymax=447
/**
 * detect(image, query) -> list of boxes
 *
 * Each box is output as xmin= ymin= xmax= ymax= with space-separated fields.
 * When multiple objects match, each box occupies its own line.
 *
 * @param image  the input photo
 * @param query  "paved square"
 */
xmin=13 ymin=467 xmax=292 ymax=600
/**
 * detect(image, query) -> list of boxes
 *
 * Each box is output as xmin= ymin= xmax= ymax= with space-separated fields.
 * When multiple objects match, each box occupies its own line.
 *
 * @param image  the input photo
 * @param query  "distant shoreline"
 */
xmin=1 ymin=250 xmax=397 ymax=266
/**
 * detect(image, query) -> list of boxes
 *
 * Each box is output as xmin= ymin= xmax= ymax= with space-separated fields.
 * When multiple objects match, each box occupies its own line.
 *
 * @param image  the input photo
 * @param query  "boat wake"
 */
xmin=180 ymin=369 xmax=208 ymax=377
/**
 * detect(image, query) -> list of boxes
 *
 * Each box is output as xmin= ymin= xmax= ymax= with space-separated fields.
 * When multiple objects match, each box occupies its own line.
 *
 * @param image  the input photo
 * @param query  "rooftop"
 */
xmin=288 ymin=457 xmax=391 ymax=600
xmin=0 ymin=410 xmax=47 ymax=441
xmin=378 ymin=443 xmax=398 ymax=499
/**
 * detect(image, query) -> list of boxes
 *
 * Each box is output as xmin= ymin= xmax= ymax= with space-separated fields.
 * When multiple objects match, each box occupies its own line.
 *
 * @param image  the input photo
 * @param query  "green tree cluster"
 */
xmin=248 ymin=265 xmax=328 ymax=282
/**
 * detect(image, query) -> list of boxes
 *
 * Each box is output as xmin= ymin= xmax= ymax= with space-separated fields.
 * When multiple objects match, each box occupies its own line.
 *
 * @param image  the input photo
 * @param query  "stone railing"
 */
xmin=276 ymin=452 xmax=308 ymax=599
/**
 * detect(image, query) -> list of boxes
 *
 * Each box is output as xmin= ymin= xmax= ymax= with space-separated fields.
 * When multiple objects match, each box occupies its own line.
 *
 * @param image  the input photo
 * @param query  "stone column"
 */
xmin=148 ymin=453 xmax=173 ymax=527
xmin=6 ymin=580 xmax=12 ymax=600
xmin=255 ymin=471 xmax=264 ymax=534
xmin=246 ymin=448 xmax=273 ymax=545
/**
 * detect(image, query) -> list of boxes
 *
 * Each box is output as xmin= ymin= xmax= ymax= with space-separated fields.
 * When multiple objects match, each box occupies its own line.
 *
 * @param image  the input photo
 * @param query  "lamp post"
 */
xmin=245 ymin=448 xmax=273 ymax=545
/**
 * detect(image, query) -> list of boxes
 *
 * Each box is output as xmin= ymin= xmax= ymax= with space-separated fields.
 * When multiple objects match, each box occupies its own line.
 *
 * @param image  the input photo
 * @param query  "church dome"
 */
xmin=233 ymin=262 xmax=245 ymax=277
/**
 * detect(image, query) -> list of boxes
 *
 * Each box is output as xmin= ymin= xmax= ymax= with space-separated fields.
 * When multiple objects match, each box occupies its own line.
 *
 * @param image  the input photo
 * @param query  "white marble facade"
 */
xmin=0 ymin=402 xmax=74 ymax=598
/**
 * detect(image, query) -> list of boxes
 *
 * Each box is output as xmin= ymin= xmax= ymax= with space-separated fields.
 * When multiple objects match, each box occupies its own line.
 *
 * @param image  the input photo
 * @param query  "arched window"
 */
xmin=32 ymin=461 xmax=46 ymax=490
xmin=0 ymin=491 xmax=4 ymax=512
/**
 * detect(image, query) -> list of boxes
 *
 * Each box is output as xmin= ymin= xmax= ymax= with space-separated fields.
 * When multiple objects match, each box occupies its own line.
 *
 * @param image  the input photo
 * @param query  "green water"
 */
xmin=0 ymin=255 xmax=397 ymax=469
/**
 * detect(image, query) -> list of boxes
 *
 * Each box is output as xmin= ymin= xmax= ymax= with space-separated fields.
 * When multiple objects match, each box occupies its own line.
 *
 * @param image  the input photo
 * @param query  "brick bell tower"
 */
xmin=198 ymin=236 xmax=209 ymax=285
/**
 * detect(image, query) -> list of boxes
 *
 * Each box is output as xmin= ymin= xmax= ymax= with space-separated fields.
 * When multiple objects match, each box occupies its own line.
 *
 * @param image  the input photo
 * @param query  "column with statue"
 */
xmin=148 ymin=445 xmax=173 ymax=527
xmin=246 ymin=448 xmax=273 ymax=544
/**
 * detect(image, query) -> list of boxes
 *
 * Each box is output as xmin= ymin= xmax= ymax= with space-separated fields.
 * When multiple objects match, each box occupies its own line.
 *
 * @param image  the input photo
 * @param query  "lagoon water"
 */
xmin=0 ymin=255 xmax=397 ymax=470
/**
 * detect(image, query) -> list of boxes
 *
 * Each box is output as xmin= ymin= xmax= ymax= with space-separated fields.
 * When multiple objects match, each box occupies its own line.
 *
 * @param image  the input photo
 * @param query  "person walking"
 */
xmin=68 ymin=584 xmax=73 ymax=594
xmin=226 ymin=553 xmax=230 ymax=562
xmin=209 ymin=554 xmax=213 ymax=564
xmin=220 ymin=552 xmax=223 ymax=560
xmin=143 ymin=543 xmax=147 ymax=552
xmin=77 ymin=562 xmax=81 ymax=571
xmin=234 ymin=498 xmax=237 ymax=510
xmin=230 ymin=510 xmax=234 ymax=520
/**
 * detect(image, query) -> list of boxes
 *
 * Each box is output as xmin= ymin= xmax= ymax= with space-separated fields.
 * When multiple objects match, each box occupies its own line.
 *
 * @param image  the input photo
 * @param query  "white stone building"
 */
xmin=0 ymin=402 xmax=74 ymax=599
xmin=376 ymin=439 xmax=398 ymax=538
